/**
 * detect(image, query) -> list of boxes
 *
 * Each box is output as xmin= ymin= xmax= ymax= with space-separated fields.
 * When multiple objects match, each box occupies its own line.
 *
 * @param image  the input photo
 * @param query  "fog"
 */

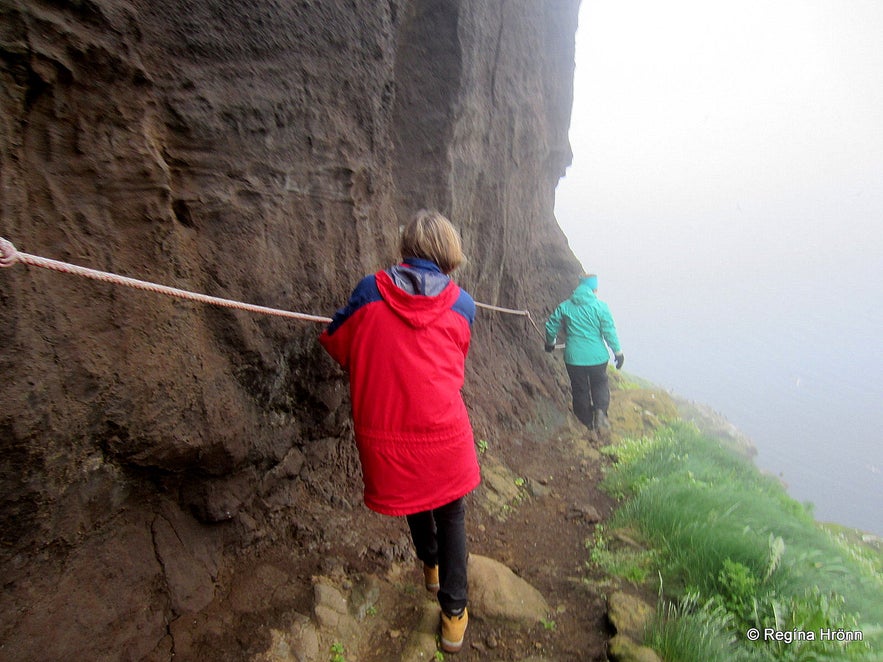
xmin=554 ymin=0 xmax=883 ymax=534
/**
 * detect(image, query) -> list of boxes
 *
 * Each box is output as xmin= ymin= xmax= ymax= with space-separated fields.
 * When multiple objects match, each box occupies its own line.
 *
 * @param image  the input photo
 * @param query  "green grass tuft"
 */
xmin=596 ymin=422 xmax=882 ymax=660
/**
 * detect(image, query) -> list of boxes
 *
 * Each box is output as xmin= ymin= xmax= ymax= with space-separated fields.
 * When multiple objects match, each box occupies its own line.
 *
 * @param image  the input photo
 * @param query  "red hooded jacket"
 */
xmin=319 ymin=258 xmax=480 ymax=516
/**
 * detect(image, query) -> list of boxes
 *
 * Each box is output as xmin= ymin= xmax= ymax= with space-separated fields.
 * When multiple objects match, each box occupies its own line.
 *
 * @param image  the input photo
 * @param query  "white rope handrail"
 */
xmin=0 ymin=237 xmax=548 ymax=339
xmin=0 ymin=237 xmax=333 ymax=323
xmin=474 ymin=301 xmax=529 ymax=316
xmin=474 ymin=300 xmax=544 ymax=339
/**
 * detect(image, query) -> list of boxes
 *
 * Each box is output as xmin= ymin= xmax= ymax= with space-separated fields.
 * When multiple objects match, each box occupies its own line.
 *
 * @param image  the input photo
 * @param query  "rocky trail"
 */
xmin=162 ymin=420 xmax=623 ymax=662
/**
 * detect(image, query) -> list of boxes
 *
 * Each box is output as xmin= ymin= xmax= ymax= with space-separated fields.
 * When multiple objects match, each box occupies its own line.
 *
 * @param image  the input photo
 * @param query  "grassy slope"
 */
xmin=596 ymin=375 xmax=882 ymax=661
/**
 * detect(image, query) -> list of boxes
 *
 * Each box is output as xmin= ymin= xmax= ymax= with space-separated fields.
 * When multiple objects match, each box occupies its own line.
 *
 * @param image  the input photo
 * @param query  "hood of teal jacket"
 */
xmin=571 ymin=280 xmax=597 ymax=306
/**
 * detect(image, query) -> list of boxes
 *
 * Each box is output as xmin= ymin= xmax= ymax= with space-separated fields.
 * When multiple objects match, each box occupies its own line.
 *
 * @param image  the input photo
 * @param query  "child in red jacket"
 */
xmin=319 ymin=209 xmax=479 ymax=653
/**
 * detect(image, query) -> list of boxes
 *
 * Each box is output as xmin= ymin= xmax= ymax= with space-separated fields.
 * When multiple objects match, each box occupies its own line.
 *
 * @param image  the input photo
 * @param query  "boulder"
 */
xmin=607 ymin=590 xmax=655 ymax=639
xmin=468 ymin=553 xmax=550 ymax=624
xmin=609 ymin=633 xmax=664 ymax=662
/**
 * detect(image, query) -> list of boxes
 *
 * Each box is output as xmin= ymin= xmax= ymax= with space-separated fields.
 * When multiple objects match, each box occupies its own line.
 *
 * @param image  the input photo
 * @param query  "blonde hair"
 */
xmin=400 ymin=209 xmax=465 ymax=274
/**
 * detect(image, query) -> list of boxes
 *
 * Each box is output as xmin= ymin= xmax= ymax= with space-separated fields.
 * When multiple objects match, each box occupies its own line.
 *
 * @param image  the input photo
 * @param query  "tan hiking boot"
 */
xmin=440 ymin=607 xmax=468 ymax=653
xmin=423 ymin=564 xmax=440 ymax=593
xmin=594 ymin=409 xmax=611 ymax=431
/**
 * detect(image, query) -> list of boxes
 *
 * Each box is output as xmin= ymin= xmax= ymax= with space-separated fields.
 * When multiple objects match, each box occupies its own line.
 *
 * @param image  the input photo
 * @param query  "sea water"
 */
xmin=600 ymin=262 xmax=883 ymax=536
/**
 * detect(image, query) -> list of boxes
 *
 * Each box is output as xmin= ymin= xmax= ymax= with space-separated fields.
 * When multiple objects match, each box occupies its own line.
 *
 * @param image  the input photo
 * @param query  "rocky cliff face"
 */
xmin=0 ymin=1 xmax=582 ymax=658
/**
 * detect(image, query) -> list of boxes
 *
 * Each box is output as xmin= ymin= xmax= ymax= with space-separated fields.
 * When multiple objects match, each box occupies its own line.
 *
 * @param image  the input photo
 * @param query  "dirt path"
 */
xmin=456 ymin=428 xmax=616 ymax=661
xmin=352 ymin=423 xmax=618 ymax=661
xmin=171 ymin=422 xmax=617 ymax=662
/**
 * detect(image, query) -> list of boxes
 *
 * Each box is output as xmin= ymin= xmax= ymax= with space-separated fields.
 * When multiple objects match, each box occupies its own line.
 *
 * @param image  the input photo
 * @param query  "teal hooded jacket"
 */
xmin=545 ymin=279 xmax=621 ymax=366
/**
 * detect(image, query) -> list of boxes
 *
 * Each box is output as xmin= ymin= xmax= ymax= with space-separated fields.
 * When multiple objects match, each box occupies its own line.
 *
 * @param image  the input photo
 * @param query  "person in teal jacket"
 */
xmin=545 ymin=274 xmax=624 ymax=433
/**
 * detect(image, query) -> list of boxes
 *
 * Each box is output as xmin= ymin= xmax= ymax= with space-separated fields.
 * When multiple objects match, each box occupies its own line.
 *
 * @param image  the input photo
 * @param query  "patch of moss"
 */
xmin=609 ymin=386 xmax=679 ymax=440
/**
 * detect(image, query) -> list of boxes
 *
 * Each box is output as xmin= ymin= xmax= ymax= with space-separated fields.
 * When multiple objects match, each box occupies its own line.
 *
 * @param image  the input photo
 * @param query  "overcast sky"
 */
xmin=553 ymin=0 xmax=883 ymax=533
xmin=556 ymin=0 xmax=883 ymax=287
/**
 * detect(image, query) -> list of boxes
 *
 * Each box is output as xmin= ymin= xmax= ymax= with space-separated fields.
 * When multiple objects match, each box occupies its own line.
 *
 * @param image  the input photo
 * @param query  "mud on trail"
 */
xmin=171 ymin=420 xmax=618 ymax=662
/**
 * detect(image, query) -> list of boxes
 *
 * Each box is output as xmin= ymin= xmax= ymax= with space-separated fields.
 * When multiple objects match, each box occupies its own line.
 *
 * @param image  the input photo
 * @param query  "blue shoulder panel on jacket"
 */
xmin=326 ymin=275 xmax=382 ymax=335
xmin=452 ymin=289 xmax=476 ymax=325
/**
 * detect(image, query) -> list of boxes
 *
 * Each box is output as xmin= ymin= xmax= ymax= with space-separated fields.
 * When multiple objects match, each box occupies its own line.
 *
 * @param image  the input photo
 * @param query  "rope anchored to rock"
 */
xmin=474 ymin=301 xmax=545 ymax=340
xmin=0 ymin=237 xmax=547 ymax=338
xmin=0 ymin=237 xmax=333 ymax=323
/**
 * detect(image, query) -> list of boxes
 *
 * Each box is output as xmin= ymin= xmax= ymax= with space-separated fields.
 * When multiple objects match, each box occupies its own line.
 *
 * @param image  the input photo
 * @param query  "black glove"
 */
xmin=614 ymin=352 xmax=625 ymax=370
xmin=544 ymin=343 xmax=555 ymax=353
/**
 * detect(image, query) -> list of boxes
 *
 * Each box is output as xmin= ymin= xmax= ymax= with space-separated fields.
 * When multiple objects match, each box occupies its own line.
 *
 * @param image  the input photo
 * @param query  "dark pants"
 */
xmin=406 ymin=497 xmax=467 ymax=615
xmin=566 ymin=362 xmax=610 ymax=429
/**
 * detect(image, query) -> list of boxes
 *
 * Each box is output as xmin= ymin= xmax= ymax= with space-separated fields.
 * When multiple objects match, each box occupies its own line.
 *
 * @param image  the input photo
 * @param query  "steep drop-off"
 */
xmin=0 ymin=1 xmax=583 ymax=659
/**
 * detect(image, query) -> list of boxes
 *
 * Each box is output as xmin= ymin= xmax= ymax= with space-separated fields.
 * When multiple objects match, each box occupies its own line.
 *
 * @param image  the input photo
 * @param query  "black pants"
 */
xmin=566 ymin=362 xmax=610 ymax=429
xmin=406 ymin=497 xmax=467 ymax=615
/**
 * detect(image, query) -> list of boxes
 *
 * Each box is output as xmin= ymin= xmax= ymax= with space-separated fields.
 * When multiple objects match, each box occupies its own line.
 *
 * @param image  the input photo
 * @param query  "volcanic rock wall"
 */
xmin=0 ymin=0 xmax=582 ymax=657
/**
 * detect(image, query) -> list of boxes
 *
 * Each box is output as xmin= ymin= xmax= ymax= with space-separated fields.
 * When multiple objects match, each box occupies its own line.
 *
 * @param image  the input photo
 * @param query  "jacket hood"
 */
xmin=571 ymin=280 xmax=598 ymax=306
xmin=375 ymin=266 xmax=460 ymax=329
